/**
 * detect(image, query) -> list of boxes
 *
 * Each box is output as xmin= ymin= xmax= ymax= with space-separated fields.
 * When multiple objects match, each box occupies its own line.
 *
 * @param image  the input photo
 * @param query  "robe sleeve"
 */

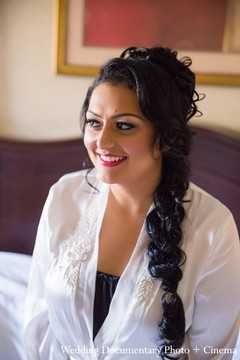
xmin=185 ymin=213 xmax=240 ymax=359
xmin=24 ymin=189 xmax=65 ymax=360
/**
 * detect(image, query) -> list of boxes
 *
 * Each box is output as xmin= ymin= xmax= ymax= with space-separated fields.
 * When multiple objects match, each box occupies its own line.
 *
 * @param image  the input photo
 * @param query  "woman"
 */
xmin=24 ymin=47 xmax=240 ymax=359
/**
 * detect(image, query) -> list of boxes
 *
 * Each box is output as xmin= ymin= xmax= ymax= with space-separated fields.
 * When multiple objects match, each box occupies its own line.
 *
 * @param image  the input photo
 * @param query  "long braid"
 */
xmin=146 ymin=147 xmax=190 ymax=358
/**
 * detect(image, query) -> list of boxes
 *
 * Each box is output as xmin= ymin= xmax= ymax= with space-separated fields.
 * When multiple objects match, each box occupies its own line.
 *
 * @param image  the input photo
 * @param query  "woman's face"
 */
xmin=83 ymin=82 xmax=162 ymax=189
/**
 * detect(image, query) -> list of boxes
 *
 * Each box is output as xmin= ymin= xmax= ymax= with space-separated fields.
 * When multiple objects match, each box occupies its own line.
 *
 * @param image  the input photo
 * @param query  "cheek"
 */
xmin=132 ymin=138 xmax=162 ymax=163
xmin=83 ymin=135 xmax=97 ymax=167
xmin=127 ymin=136 xmax=154 ymax=157
xmin=83 ymin=132 xmax=96 ymax=153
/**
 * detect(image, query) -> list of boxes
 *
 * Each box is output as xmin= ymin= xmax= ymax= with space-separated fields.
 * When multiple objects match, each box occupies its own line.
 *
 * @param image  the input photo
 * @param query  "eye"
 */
xmin=85 ymin=119 xmax=101 ymax=129
xmin=116 ymin=122 xmax=136 ymax=130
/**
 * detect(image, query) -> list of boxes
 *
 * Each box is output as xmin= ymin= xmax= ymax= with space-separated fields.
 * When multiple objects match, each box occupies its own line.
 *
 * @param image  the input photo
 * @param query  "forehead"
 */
xmin=89 ymin=82 xmax=141 ymax=112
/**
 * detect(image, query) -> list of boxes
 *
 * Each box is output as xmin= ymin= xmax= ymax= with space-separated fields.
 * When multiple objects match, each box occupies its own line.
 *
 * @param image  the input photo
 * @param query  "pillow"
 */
xmin=0 ymin=252 xmax=32 ymax=360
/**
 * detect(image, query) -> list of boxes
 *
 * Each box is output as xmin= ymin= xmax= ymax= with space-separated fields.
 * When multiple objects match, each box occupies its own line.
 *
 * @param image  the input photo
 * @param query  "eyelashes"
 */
xmin=85 ymin=119 xmax=100 ymax=128
xmin=116 ymin=122 xmax=136 ymax=130
xmin=85 ymin=119 xmax=137 ymax=131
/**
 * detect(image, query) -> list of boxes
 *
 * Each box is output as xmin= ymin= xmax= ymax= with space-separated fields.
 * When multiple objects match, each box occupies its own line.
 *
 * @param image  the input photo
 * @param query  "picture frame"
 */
xmin=56 ymin=0 xmax=240 ymax=85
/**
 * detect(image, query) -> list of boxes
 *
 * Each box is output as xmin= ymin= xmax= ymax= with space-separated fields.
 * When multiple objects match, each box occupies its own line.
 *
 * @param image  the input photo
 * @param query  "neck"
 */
xmin=109 ymin=183 xmax=156 ymax=216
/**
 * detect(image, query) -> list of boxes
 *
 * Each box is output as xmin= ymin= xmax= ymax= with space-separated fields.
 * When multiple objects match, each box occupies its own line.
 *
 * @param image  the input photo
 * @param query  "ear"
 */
xmin=160 ymin=135 xmax=177 ymax=152
xmin=162 ymin=144 xmax=171 ymax=152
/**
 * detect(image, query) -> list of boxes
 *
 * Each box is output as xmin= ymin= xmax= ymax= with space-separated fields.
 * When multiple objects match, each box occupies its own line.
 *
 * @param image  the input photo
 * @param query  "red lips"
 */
xmin=98 ymin=154 xmax=127 ymax=167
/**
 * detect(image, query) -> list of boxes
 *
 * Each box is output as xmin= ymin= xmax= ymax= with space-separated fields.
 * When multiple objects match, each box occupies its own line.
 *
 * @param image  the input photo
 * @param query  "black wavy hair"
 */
xmin=80 ymin=46 xmax=202 ymax=358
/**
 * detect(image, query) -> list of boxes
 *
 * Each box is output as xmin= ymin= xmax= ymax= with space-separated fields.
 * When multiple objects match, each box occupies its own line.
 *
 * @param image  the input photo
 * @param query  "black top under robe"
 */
xmin=93 ymin=271 xmax=120 ymax=339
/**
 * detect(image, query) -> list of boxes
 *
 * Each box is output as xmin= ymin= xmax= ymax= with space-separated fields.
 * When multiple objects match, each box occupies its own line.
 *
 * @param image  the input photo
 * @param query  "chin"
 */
xmin=98 ymin=175 xmax=116 ymax=185
xmin=96 ymin=170 xmax=120 ymax=185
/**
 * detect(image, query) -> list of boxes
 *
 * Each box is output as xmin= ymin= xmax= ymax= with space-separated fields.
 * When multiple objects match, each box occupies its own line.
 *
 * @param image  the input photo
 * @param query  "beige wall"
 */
xmin=0 ymin=0 xmax=240 ymax=141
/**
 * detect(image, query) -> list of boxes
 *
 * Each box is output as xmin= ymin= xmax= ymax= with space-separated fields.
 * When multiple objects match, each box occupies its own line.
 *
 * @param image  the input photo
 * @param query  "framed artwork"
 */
xmin=56 ymin=0 xmax=240 ymax=85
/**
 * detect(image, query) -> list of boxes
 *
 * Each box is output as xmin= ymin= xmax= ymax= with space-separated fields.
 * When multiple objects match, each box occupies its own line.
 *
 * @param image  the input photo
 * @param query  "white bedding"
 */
xmin=0 ymin=251 xmax=32 ymax=360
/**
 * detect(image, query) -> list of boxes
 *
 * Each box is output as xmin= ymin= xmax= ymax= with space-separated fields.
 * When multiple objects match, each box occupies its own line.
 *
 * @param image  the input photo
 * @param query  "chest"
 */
xmin=97 ymin=208 xmax=146 ymax=276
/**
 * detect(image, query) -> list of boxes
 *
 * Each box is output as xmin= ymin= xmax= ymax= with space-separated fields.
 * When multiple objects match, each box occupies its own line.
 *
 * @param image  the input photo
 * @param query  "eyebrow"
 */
xmin=87 ymin=109 xmax=145 ymax=121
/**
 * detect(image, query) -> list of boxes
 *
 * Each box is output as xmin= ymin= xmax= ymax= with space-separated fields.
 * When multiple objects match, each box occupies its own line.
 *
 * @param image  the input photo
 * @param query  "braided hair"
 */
xmin=81 ymin=46 xmax=202 ymax=358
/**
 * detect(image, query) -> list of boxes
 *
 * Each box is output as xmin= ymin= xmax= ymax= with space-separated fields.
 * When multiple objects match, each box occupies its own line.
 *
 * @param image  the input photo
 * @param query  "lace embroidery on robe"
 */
xmin=135 ymin=274 xmax=154 ymax=298
xmin=60 ymin=205 xmax=96 ymax=291
xmin=135 ymin=253 xmax=154 ymax=299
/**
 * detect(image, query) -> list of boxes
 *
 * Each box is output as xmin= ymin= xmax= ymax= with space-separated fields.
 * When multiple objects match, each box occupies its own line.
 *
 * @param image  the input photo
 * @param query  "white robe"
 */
xmin=24 ymin=170 xmax=240 ymax=360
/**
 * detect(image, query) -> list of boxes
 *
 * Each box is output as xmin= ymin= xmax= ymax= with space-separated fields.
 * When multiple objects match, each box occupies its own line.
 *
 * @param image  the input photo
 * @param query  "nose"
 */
xmin=96 ymin=126 xmax=115 ymax=150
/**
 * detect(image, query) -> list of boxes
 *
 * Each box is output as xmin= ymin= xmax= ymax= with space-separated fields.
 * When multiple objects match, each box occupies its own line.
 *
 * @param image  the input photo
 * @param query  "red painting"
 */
xmin=83 ymin=0 xmax=228 ymax=51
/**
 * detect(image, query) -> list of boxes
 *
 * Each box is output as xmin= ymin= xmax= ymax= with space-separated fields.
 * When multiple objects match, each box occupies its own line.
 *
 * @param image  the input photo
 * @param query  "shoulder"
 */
xmin=49 ymin=168 xmax=102 ymax=197
xmin=185 ymin=182 xmax=234 ymax=222
xmin=183 ymin=182 xmax=239 ymax=248
xmin=42 ymin=169 xmax=106 ymax=218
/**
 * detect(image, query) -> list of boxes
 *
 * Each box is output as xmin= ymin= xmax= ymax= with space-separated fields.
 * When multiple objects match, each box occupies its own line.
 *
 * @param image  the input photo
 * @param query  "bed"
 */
xmin=0 ymin=126 xmax=239 ymax=359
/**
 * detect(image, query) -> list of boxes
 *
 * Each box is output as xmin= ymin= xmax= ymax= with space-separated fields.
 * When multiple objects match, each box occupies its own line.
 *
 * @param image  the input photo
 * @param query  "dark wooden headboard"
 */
xmin=0 ymin=139 xmax=89 ymax=254
xmin=190 ymin=126 xmax=240 ymax=234
xmin=0 ymin=126 xmax=239 ymax=255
